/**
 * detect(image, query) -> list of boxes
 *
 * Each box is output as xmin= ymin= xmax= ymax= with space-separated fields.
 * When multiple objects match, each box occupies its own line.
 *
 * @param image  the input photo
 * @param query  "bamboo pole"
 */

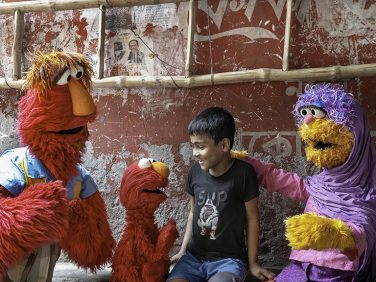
xmin=185 ymin=0 xmax=195 ymax=78
xmin=12 ymin=10 xmax=24 ymax=80
xmin=282 ymin=0 xmax=292 ymax=71
xmin=2 ymin=64 xmax=376 ymax=89
xmin=0 ymin=79 xmax=24 ymax=89
xmin=97 ymin=5 xmax=106 ymax=79
xmin=0 ymin=0 xmax=186 ymax=15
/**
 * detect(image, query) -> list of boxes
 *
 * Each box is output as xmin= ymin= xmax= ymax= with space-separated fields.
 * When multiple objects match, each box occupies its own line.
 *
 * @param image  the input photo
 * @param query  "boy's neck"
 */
xmin=209 ymin=155 xmax=234 ymax=177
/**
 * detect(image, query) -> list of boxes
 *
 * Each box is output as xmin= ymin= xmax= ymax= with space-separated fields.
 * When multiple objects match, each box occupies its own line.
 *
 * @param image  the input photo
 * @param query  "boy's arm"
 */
xmin=245 ymin=198 xmax=275 ymax=281
xmin=170 ymin=195 xmax=194 ymax=262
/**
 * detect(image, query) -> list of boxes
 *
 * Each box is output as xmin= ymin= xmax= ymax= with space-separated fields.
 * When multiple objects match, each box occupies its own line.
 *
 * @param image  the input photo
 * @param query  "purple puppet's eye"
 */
xmin=310 ymin=108 xmax=326 ymax=118
xmin=300 ymin=107 xmax=309 ymax=116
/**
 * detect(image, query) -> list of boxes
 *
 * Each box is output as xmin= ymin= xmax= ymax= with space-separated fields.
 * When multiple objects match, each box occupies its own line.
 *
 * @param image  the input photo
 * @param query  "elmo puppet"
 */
xmin=111 ymin=158 xmax=178 ymax=282
xmin=0 ymin=51 xmax=115 ymax=281
xmin=233 ymin=83 xmax=376 ymax=281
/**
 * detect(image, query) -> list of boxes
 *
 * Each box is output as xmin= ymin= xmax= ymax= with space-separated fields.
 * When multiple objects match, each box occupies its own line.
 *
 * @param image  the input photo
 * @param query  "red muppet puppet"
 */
xmin=0 ymin=51 xmax=115 ymax=281
xmin=111 ymin=158 xmax=179 ymax=282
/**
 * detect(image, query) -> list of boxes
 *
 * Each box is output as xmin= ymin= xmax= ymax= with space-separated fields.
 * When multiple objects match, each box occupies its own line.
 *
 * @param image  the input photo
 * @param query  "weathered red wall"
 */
xmin=1 ymin=0 xmax=376 ymax=267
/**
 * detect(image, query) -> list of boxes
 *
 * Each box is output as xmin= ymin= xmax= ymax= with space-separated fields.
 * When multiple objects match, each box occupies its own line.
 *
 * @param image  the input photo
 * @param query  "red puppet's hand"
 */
xmin=0 ymin=181 xmax=69 ymax=275
xmin=59 ymin=191 xmax=115 ymax=272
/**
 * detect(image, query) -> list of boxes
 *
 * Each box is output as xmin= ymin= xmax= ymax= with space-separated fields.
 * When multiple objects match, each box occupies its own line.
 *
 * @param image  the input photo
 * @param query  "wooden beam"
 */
xmin=282 ymin=0 xmax=292 ymax=71
xmin=12 ymin=10 xmax=24 ymax=80
xmin=2 ymin=64 xmax=376 ymax=89
xmin=184 ymin=0 xmax=195 ymax=78
xmin=0 ymin=0 xmax=186 ymax=14
xmin=97 ymin=5 xmax=106 ymax=79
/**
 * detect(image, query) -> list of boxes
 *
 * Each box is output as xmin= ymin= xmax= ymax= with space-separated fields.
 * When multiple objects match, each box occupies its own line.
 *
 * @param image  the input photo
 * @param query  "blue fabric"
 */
xmin=0 ymin=147 xmax=97 ymax=200
xmin=167 ymin=252 xmax=247 ymax=282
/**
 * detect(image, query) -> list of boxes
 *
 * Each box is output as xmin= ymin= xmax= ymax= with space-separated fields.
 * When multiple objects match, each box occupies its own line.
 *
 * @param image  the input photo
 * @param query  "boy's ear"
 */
xmin=221 ymin=138 xmax=231 ymax=152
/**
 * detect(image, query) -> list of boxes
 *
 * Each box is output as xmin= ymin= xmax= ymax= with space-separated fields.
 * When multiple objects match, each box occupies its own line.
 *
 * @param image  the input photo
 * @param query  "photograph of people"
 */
xmin=127 ymin=39 xmax=145 ymax=64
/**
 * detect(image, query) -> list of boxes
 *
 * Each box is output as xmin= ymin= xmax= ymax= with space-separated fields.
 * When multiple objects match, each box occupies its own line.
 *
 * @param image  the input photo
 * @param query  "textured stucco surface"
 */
xmin=1 ymin=0 xmax=376 ymax=271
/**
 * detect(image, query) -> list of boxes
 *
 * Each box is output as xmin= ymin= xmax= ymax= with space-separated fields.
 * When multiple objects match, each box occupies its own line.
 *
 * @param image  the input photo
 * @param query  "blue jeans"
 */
xmin=167 ymin=252 xmax=247 ymax=282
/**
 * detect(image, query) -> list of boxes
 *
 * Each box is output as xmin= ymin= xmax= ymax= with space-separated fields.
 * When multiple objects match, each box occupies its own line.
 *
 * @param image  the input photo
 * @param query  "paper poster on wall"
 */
xmin=105 ymin=4 xmax=178 ymax=77
xmin=108 ymin=29 xmax=154 ymax=76
xmin=130 ymin=3 xmax=177 ymax=29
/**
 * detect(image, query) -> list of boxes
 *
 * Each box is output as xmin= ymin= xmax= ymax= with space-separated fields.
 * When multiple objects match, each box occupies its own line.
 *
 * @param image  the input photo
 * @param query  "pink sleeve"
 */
xmin=347 ymin=222 xmax=367 ymax=256
xmin=245 ymin=157 xmax=310 ymax=201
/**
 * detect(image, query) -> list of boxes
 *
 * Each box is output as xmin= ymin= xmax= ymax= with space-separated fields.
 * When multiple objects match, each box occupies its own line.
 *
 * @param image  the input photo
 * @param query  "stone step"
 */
xmin=52 ymin=263 xmax=111 ymax=282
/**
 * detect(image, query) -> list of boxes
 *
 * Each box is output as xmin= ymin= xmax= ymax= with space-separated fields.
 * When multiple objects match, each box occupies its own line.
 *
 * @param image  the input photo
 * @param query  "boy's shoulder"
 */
xmin=233 ymin=158 xmax=255 ymax=169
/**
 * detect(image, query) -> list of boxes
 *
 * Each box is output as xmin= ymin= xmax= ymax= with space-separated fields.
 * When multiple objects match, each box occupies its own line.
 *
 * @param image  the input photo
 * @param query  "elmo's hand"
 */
xmin=156 ymin=219 xmax=178 ymax=255
xmin=285 ymin=212 xmax=357 ymax=260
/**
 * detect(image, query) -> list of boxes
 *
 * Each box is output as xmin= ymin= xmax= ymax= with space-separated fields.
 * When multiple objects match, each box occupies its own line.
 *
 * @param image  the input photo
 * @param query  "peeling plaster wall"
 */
xmin=1 ymin=0 xmax=376 ymax=268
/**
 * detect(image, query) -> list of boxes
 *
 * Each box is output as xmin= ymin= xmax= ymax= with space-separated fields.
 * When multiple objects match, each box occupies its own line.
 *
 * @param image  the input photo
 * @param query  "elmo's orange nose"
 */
xmin=68 ymin=79 xmax=95 ymax=116
xmin=151 ymin=162 xmax=170 ymax=178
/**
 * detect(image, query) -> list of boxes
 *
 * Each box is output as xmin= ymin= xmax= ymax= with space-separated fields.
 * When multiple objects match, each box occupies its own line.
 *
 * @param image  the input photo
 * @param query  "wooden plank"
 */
xmin=97 ymin=5 xmax=106 ymax=79
xmin=2 ymin=64 xmax=376 ymax=89
xmin=184 ymin=0 xmax=195 ymax=78
xmin=0 ymin=0 xmax=186 ymax=14
xmin=282 ymin=0 xmax=292 ymax=71
xmin=12 ymin=10 xmax=24 ymax=80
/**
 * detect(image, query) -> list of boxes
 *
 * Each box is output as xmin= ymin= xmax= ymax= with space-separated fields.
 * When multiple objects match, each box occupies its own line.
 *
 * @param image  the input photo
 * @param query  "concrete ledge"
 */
xmin=53 ymin=263 xmax=111 ymax=282
xmin=53 ymin=262 xmax=283 ymax=282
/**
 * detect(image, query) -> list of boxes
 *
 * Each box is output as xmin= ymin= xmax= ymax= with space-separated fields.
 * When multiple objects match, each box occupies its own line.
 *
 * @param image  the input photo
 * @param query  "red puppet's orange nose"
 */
xmin=68 ymin=78 xmax=95 ymax=116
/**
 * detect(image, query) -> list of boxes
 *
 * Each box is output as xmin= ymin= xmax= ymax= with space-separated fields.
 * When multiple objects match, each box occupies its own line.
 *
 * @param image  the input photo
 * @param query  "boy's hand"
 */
xmin=170 ymin=251 xmax=184 ymax=263
xmin=249 ymin=263 xmax=276 ymax=282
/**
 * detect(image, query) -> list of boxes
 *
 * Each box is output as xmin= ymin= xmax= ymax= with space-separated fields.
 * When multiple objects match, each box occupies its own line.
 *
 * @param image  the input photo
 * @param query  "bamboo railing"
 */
xmin=0 ymin=0 xmax=185 ymax=14
xmin=1 ymin=0 xmax=376 ymax=90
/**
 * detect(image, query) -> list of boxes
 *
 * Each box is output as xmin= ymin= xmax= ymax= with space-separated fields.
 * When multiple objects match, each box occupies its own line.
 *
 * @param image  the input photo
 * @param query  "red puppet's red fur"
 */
xmin=111 ymin=160 xmax=178 ymax=282
xmin=60 ymin=191 xmax=115 ymax=272
xmin=0 ymin=51 xmax=114 ymax=277
xmin=17 ymin=87 xmax=95 ymax=184
xmin=0 ymin=182 xmax=69 ymax=275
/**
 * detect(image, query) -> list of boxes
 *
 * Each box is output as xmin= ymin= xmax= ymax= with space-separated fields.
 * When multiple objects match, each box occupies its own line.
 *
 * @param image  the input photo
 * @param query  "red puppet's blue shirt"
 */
xmin=0 ymin=147 xmax=97 ymax=200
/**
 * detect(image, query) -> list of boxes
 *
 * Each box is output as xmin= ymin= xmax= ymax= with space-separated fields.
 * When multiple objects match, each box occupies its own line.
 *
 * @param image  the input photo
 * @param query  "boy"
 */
xmin=167 ymin=107 xmax=275 ymax=282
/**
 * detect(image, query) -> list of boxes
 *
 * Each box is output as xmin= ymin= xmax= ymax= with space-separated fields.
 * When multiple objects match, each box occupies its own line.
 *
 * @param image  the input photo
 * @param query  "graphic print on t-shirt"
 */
xmin=197 ymin=198 xmax=219 ymax=240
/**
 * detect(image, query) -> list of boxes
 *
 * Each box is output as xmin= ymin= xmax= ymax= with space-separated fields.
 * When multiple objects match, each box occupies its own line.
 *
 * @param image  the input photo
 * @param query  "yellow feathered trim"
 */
xmin=285 ymin=212 xmax=356 ymax=252
xmin=230 ymin=150 xmax=248 ymax=160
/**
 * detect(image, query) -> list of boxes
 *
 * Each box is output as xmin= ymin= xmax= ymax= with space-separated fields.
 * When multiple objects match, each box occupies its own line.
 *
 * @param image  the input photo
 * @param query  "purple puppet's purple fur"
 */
xmin=293 ymin=83 xmax=356 ymax=130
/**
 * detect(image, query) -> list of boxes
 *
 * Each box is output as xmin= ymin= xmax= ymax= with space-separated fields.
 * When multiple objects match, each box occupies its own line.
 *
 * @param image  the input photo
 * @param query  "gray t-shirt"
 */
xmin=186 ymin=159 xmax=260 ymax=262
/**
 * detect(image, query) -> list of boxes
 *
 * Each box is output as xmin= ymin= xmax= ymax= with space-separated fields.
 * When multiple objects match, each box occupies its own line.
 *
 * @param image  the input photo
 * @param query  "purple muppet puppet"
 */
xmin=234 ymin=83 xmax=376 ymax=281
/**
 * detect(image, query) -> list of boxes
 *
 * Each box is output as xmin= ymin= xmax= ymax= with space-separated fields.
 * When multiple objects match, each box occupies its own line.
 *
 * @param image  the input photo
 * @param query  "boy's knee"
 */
xmin=208 ymin=271 xmax=242 ymax=282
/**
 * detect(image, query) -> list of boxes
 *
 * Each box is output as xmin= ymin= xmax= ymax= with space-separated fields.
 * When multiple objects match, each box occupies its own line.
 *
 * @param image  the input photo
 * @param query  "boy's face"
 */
xmin=190 ymin=134 xmax=228 ymax=173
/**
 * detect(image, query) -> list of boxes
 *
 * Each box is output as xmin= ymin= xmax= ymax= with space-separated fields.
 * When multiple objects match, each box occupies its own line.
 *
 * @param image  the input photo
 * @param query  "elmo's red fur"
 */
xmin=111 ymin=160 xmax=179 ymax=282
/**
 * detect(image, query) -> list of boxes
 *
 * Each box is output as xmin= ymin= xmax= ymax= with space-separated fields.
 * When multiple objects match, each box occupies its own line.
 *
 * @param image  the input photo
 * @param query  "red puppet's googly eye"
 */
xmin=56 ymin=69 xmax=72 ymax=85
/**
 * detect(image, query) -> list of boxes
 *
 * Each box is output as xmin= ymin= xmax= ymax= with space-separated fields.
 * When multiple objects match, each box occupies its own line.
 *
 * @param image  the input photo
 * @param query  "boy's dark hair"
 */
xmin=188 ymin=107 xmax=235 ymax=148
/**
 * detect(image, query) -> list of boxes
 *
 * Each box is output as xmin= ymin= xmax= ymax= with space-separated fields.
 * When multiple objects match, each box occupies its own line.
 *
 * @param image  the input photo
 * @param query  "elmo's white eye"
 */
xmin=310 ymin=108 xmax=326 ymax=118
xmin=299 ymin=107 xmax=310 ymax=116
xmin=56 ymin=69 xmax=72 ymax=85
xmin=138 ymin=158 xmax=152 ymax=169
xmin=148 ymin=158 xmax=156 ymax=163
xmin=72 ymin=65 xmax=84 ymax=79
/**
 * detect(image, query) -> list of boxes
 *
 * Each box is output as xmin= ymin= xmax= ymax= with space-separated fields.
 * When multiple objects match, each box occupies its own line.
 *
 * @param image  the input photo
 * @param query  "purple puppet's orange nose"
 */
xmin=68 ymin=78 xmax=95 ymax=116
